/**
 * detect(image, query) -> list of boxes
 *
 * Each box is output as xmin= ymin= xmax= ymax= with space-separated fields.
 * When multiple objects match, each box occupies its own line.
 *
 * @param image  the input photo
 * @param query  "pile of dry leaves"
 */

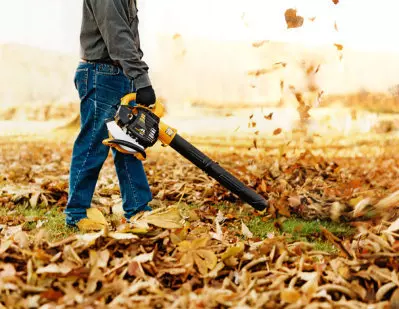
xmin=1 ymin=203 xmax=399 ymax=308
xmin=1 ymin=133 xmax=399 ymax=308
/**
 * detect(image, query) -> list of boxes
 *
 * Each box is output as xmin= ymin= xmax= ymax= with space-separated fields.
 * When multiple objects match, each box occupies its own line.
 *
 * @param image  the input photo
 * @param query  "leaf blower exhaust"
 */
xmin=103 ymin=94 xmax=268 ymax=211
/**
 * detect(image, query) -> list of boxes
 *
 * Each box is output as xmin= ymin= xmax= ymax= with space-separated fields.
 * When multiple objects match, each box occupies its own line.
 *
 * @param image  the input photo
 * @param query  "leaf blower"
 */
xmin=103 ymin=94 xmax=268 ymax=211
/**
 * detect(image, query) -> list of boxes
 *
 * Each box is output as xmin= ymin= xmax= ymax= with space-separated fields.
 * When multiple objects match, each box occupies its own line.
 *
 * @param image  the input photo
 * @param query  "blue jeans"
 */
xmin=65 ymin=62 xmax=152 ymax=226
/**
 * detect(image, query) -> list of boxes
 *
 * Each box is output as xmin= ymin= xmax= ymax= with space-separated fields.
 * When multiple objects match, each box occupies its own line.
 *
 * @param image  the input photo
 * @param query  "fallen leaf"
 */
xmin=281 ymin=288 xmax=301 ymax=303
xmin=87 ymin=208 xmax=108 ymax=225
xmin=221 ymin=242 xmax=245 ymax=260
xmin=178 ymin=238 xmax=217 ymax=275
xmin=241 ymin=221 xmax=253 ymax=238
xmin=375 ymin=190 xmax=399 ymax=210
xmin=108 ymin=232 xmax=139 ymax=240
xmin=133 ymin=251 xmax=154 ymax=263
xmin=138 ymin=206 xmax=183 ymax=229
xmin=77 ymin=208 xmax=108 ymax=232
xmin=40 ymin=289 xmax=64 ymax=302
xmin=37 ymin=263 xmax=72 ymax=275
xmin=273 ymin=128 xmax=283 ymax=136
xmin=29 ymin=192 xmax=41 ymax=208
xmin=387 ymin=218 xmax=399 ymax=232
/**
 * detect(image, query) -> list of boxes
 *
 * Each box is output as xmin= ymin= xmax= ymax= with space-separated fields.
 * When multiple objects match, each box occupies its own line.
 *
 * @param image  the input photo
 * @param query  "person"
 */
xmin=65 ymin=0 xmax=156 ymax=226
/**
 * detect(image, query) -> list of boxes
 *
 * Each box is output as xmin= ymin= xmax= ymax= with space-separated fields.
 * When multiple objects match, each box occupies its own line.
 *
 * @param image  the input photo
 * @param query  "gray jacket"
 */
xmin=80 ymin=0 xmax=151 ymax=89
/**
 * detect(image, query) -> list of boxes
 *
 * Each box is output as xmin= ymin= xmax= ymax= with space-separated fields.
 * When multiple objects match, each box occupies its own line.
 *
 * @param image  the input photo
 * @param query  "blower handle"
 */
xmin=120 ymin=93 xmax=166 ymax=119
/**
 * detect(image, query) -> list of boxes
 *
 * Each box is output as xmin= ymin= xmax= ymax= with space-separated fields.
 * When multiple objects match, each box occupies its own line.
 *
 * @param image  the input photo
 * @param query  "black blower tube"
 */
xmin=169 ymin=134 xmax=268 ymax=211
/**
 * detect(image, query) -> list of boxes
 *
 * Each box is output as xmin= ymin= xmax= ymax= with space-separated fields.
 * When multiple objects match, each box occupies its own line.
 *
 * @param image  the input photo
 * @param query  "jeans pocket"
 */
xmin=96 ymin=63 xmax=120 ymax=76
xmin=74 ymin=68 xmax=89 ymax=100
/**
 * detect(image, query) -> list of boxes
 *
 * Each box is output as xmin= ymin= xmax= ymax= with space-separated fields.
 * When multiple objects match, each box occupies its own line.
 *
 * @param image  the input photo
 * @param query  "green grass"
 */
xmin=187 ymin=203 xmax=353 ymax=253
xmin=0 ymin=205 xmax=77 ymax=241
xmin=313 ymin=241 xmax=337 ymax=253
xmin=0 ymin=202 xmax=354 ymax=253
xmin=247 ymin=216 xmax=354 ymax=254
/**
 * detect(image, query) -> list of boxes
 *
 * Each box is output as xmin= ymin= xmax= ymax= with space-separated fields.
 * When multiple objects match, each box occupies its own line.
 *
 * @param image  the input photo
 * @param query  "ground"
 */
xmin=0 ymin=109 xmax=399 ymax=308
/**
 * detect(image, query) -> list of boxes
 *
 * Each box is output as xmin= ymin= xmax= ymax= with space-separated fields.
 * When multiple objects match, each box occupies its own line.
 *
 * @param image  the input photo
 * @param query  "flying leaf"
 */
xmin=173 ymin=33 xmax=181 ymax=40
xmin=273 ymin=128 xmax=282 ymax=136
xmin=334 ymin=43 xmax=344 ymax=51
xmin=284 ymin=9 xmax=304 ymax=29
xmin=252 ymin=40 xmax=268 ymax=48
xmin=264 ymin=112 xmax=273 ymax=120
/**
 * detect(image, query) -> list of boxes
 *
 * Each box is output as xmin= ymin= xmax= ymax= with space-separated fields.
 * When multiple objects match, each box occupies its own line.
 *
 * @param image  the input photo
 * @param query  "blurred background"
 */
xmin=0 ymin=0 xmax=398 ymax=136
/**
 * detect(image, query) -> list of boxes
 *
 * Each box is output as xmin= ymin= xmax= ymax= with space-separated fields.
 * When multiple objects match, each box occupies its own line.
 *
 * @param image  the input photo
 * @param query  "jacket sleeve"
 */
xmin=90 ymin=0 xmax=151 ymax=89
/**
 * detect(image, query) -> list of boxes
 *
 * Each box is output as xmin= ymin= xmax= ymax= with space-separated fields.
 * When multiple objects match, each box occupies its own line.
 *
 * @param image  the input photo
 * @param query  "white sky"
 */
xmin=0 ymin=0 xmax=398 ymax=54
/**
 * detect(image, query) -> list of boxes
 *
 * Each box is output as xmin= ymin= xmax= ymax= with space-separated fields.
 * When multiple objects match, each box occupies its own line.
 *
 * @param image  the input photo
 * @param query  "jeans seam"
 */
xmin=123 ymin=157 xmax=140 ymax=210
xmin=68 ymin=70 xmax=97 ymax=207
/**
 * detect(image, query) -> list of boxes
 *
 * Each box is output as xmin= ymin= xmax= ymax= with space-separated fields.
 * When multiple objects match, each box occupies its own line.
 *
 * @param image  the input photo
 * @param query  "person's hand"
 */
xmin=136 ymin=86 xmax=156 ymax=106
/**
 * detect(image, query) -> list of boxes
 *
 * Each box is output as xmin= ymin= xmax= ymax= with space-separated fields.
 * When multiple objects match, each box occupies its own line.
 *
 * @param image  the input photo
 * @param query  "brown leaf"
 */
xmin=332 ymin=0 xmax=339 ymax=4
xmin=281 ymin=288 xmax=301 ymax=303
xmin=37 ymin=263 xmax=72 ymax=275
xmin=253 ymin=139 xmax=257 ymax=149
xmin=77 ymin=208 xmax=108 ymax=232
xmin=273 ymin=128 xmax=282 ymax=136
xmin=284 ymin=9 xmax=304 ymax=29
xmin=264 ymin=112 xmax=273 ymax=120
xmin=29 ymin=192 xmax=41 ymax=208
xmin=334 ymin=43 xmax=344 ymax=51
xmin=140 ymin=206 xmax=183 ymax=229
xmin=194 ymin=249 xmax=217 ymax=275
xmin=173 ymin=33 xmax=181 ymax=40
xmin=391 ymin=289 xmax=399 ymax=309
xmin=387 ymin=218 xmax=399 ymax=232
xmin=288 ymin=196 xmax=301 ymax=207
xmin=40 ymin=289 xmax=64 ymax=302
xmin=221 ymin=242 xmax=245 ymax=260
xmin=252 ymin=40 xmax=268 ymax=48
xmin=128 ymin=261 xmax=145 ymax=277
